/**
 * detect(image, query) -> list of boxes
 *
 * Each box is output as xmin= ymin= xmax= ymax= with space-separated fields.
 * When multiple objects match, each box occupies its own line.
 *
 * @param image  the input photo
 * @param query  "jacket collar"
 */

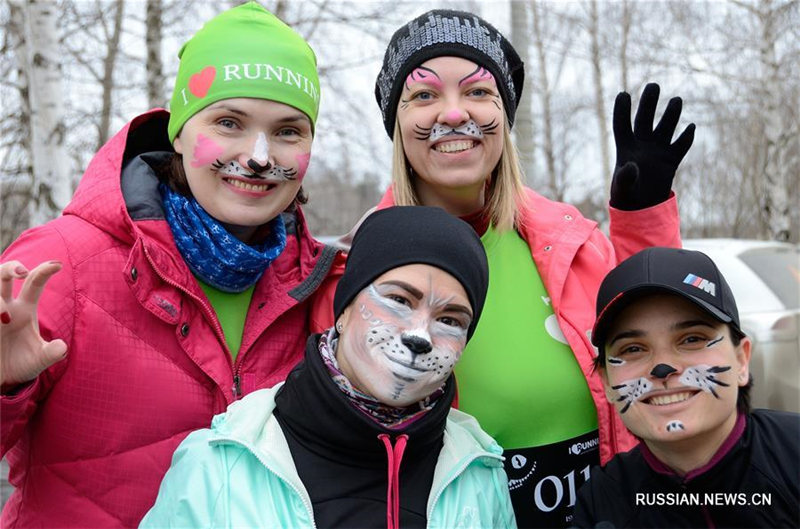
xmin=205 ymin=336 xmax=504 ymax=515
xmin=640 ymin=412 xmax=747 ymax=483
xmin=375 ymin=185 xmax=598 ymax=309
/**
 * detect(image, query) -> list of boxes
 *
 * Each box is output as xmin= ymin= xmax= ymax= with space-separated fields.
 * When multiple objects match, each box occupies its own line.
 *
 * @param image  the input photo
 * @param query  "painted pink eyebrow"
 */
xmin=459 ymin=66 xmax=495 ymax=87
xmin=405 ymin=67 xmax=443 ymax=90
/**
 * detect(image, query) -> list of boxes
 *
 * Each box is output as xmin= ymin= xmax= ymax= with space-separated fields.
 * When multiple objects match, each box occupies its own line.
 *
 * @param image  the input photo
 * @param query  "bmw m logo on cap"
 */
xmin=682 ymin=274 xmax=716 ymax=296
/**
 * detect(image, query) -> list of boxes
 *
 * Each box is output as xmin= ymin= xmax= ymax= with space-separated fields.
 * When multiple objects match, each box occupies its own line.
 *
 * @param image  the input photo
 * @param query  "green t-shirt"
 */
xmin=198 ymin=280 xmax=255 ymax=363
xmin=455 ymin=225 xmax=598 ymax=449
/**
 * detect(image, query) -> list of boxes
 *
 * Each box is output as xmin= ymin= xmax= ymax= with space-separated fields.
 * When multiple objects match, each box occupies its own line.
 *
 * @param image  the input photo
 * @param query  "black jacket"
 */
xmin=274 ymin=334 xmax=452 ymax=529
xmin=573 ymin=410 xmax=800 ymax=528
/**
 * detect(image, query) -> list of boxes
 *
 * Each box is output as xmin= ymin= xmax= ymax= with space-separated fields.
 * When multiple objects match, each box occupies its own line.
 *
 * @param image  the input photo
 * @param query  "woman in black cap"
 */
xmin=325 ymin=9 xmax=697 ymax=528
xmin=573 ymin=247 xmax=799 ymax=528
xmin=142 ymin=206 xmax=516 ymax=529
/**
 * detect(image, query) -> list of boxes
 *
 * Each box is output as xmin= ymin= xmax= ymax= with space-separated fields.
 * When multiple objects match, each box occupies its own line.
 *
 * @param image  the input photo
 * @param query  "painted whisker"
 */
xmin=414 ymin=124 xmax=432 ymax=141
xmin=679 ymin=365 xmax=732 ymax=399
xmin=274 ymin=167 xmax=297 ymax=181
xmin=611 ymin=377 xmax=652 ymax=414
xmin=480 ymin=119 xmax=499 ymax=135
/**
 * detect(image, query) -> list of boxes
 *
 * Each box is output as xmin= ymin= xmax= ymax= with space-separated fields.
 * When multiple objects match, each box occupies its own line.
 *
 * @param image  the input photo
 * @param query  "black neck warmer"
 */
xmin=274 ymin=334 xmax=454 ymax=529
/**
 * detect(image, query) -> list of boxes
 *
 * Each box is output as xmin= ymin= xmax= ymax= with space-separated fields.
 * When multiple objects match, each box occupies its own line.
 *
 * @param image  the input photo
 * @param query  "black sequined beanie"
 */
xmin=375 ymin=9 xmax=524 ymax=138
xmin=333 ymin=206 xmax=489 ymax=340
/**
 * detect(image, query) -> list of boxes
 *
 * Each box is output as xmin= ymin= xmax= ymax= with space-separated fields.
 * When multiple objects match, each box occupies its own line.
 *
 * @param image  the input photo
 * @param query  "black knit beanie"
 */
xmin=375 ymin=9 xmax=524 ymax=138
xmin=333 ymin=206 xmax=489 ymax=340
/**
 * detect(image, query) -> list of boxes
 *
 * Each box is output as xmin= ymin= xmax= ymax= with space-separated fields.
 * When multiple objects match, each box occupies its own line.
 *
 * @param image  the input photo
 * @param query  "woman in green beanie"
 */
xmin=0 ymin=4 xmax=338 ymax=528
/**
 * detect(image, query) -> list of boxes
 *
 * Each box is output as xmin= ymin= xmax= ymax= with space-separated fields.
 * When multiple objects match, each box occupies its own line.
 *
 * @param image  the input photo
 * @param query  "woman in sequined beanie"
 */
xmin=363 ymin=8 xmax=698 ymax=528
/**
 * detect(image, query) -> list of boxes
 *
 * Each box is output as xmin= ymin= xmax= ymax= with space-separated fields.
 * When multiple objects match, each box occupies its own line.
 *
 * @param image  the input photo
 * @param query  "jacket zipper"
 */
xmin=141 ymin=246 xmax=236 ymax=396
xmin=233 ymin=374 xmax=241 ymax=399
xmin=426 ymin=452 xmax=504 ymax=526
xmin=211 ymin=437 xmax=317 ymax=529
xmin=231 ymin=242 xmax=337 ymax=400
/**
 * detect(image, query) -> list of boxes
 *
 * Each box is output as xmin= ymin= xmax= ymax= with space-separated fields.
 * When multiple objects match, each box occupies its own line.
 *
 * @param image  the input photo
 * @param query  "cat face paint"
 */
xmin=396 ymin=56 xmax=505 ymax=203
xmin=336 ymin=264 xmax=472 ymax=407
xmin=404 ymin=67 xmax=444 ymax=93
xmin=211 ymin=159 xmax=298 ymax=182
xmin=601 ymin=293 xmax=750 ymax=448
xmin=209 ymin=132 xmax=300 ymax=182
xmin=611 ymin=377 xmax=653 ymax=414
xmin=249 ymin=132 xmax=269 ymax=170
xmin=679 ymin=364 xmax=731 ymax=398
xmin=665 ymin=420 xmax=685 ymax=432
xmin=610 ymin=363 xmax=732 ymax=415
xmin=191 ymin=134 xmax=224 ymax=168
xmin=458 ymin=65 xmax=502 ymax=111
xmin=412 ymin=120 xmax=499 ymax=142
xmin=173 ymin=98 xmax=311 ymax=239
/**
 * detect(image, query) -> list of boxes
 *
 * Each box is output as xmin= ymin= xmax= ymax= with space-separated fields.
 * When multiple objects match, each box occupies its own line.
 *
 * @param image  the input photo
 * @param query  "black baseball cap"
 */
xmin=591 ymin=247 xmax=742 ymax=350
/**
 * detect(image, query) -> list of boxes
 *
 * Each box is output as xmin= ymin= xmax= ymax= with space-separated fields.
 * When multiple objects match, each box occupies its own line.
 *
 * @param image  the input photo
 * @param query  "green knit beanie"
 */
xmin=167 ymin=2 xmax=320 ymax=142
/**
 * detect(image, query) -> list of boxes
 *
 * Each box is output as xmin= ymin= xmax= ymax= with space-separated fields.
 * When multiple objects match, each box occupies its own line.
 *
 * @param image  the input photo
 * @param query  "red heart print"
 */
xmin=188 ymin=66 xmax=216 ymax=99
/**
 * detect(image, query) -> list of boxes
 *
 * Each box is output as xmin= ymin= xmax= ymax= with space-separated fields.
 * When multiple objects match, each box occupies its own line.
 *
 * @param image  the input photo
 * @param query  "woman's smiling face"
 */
xmin=173 ymin=97 xmax=312 ymax=242
xmin=336 ymin=263 xmax=473 ymax=407
xmin=396 ymin=56 xmax=505 ymax=209
xmin=601 ymin=294 xmax=751 ymax=448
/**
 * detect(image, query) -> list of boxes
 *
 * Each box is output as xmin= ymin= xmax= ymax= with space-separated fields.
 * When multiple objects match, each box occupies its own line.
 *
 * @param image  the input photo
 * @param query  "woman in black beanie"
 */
xmin=328 ymin=8 xmax=696 ymax=529
xmin=142 ymin=206 xmax=516 ymax=529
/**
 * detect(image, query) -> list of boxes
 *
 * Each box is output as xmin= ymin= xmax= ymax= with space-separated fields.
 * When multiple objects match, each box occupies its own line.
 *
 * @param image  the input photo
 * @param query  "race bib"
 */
xmin=505 ymin=430 xmax=600 ymax=528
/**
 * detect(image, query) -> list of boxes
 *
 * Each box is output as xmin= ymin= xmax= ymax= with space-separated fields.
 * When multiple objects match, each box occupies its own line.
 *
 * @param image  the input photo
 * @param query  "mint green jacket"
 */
xmin=140 ymin=384 xmax=516 ymax=529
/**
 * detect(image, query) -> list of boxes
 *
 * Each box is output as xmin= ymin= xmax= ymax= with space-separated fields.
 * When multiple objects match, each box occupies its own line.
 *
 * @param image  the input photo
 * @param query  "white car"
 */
xmin=683 ymin=239 xmax=800 ymax=412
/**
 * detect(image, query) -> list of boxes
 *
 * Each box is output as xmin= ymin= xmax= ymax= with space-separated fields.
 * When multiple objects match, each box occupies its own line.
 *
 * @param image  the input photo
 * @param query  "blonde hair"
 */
xmin=390 ymin=118 xmax=526 ymax=232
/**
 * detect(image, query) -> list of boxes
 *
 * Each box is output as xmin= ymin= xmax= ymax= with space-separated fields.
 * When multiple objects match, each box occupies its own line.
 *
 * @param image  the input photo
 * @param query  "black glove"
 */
xmin=610 ymin=83 xmax=695 ymax=210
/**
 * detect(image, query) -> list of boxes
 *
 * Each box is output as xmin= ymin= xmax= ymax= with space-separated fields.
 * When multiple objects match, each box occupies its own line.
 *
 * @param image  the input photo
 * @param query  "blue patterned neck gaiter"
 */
xmin=160 ymin=184 xmax=287 ymax=293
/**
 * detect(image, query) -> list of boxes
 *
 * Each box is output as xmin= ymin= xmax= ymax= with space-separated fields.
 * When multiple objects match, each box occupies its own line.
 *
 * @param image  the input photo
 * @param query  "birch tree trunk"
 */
xmin=756 ymin=0 xmax=793 ymax=241
xmin=588 ymin=0 xmax=611 ymax=202
xmin=619 ymin=0 xmax=631 ymax=91
xmin=510 ymin=0 xmax=536 ymax=185
xmin=146 ymin=0 xmax=166 ymax=109
xmin=531 ymin=1 xmax=558 ymax=198
xmin=22 ymin=0 xmax=70 ymax=226
xmin=96 ymin=0 xmax=125 ymax=150
xmin=1 ymin=2 xmax=33 ymax=248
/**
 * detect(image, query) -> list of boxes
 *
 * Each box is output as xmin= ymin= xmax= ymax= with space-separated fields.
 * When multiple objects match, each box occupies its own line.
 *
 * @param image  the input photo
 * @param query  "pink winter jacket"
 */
xmin=312 ymin=186 xmax=681 ymax=465
xmin=0 ymin=110 xmax=339 ymax=528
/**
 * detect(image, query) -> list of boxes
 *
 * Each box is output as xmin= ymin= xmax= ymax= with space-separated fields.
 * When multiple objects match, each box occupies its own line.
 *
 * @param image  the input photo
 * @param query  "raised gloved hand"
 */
xmin=610 ymin=83 xmax=695 ymax=211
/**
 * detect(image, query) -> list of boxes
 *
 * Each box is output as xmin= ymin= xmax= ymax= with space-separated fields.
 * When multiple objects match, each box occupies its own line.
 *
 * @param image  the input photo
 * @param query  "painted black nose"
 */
xmin=247 ymin=159 xmax=272 ymax=173
xmin=650 ymin=363 xmax=678 ymax=379
xmin=401 ymin=335 xmax=432 ymax=355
